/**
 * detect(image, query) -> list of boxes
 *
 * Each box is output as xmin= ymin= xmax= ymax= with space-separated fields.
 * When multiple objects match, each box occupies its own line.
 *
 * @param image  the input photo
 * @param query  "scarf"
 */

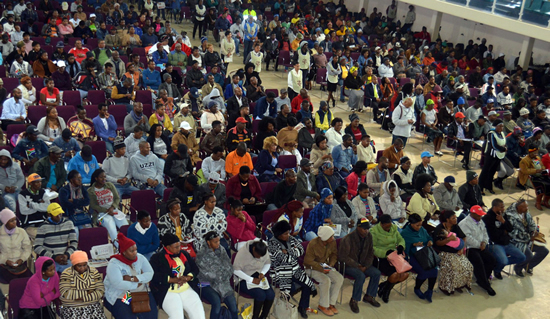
xmin=164 ymin=247 xmax=187 ymax=277
xmin=155 ymin=113 xmax=165 ymax=129
xmin=3 ymin=225 xmax=16 ymax=236
xmin=69 ymin=184 xmax=83 ymax=200
xmin=130 ymin=110 xmax=143 ymax=123
xmin=111 ymin=253 xmax=137 ymax=266
xmin=135 ymin=222 xmax=150 ymax=235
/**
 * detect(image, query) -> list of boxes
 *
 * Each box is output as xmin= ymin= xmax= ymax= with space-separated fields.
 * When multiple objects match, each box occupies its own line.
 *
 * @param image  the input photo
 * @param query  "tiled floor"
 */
xmin=3 ymin=20 xmax=549 ymax=319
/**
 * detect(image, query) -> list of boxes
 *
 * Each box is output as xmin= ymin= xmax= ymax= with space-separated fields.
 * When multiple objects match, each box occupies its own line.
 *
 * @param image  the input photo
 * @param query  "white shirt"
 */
xmin=325 ymin=127 xmax=343 ymax=151
xmin=391 ymin=102 xmax=415 ymax=138
xmin=378 ymin=63 xmax=394 ymax=78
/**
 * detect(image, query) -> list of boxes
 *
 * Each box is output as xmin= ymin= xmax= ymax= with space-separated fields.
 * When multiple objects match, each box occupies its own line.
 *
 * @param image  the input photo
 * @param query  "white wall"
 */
xmin=359 ymin=0 xmax=550 ymax=65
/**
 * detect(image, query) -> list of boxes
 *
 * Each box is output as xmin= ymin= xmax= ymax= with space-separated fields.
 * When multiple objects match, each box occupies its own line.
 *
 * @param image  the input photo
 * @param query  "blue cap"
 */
xmin=421 ymin=151 xmax=434 ymax=158
xmin=487 ymin=98 xmax=495 ymax=103
xmin=457 ymin=97 xmax=465 ymax=105
xmin=444 ymin=176 xmax=457 ymax=186
xmin=190 ymin=87 xmax=199 ymax=98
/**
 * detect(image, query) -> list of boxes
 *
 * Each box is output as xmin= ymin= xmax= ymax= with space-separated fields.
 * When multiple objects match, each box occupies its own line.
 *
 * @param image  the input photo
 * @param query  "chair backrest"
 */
xmin=261 ymin=209 xmax=279 ymax=232
xmin=298 ymin=241 xmax=309 ymax=266
xmin=85 ymin=140 xmax=107 ymax=163
xmin=130 ymin=190 xmax=158 ymax=222
xmin=31 ymin=36 xmax=45 ymax=46
xmin=316 ymin=68 xmax=327 ymax=84
xmin=350 ymin=52 xmax=360 ymax=62
xmin=57 ymin=105 xmax=76 ymax=123
xmin=325 ymin=52 xmax=333 ymax=61
xmin=78 ymin=227 xmax=109 ymax=258
xmin=0 ymin=65 xmax=6 ymax=77
xmin=3 ymin=77 xmax=21 ymax=93
xmin=87 ymin=38 xmax=99 ymax=49
xmin=31 ymin=77 xmax=44 ymax=92
xmin=278 ymin=50 xmax=290 ymax=64
xmin=265 ymin=89 xmax=278 ymax=98
xmin=135 ymin=90 xmax=152 ymax=105
xmin=8 ymin=277 xmax=30 ymax=318
xmin=42 ymin=45 xmax=54 ymax=62
xmin=142 ymin=103 xmax=153 ymax=117
xmin=6 ymin=124 xmax=27 ymax=143
xmin=68 ymin=37 xmax=83 ymax=47
xmin=63 ymin=90 xmax=82 ymax=107
xmin=109 ymin=105 xmax=128 ymax=129
xmin=163 ymin=187 xmax=173 ymax=202
xmin=84 ymin=104 xmax=100 ymax=119
xmin=376 ymin=150 xmax=384 ymax=163
xmin=27 ymin=105 xmax=48 ymax=126
xmin=260 ymin=182 xmax=277 ymax=200
xmin=119 ymin=224 xmax=130 ymax=237
xmin=87 ymin=90 xmax=106 ymax=105
xmin=278 ymin=155 xmax=297 ymax=169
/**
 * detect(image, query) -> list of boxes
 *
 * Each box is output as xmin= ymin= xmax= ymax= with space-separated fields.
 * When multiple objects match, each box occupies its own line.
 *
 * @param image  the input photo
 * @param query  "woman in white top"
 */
xmin=326 ymin=54 xmax=341 ymax=108
xmin=193 ymin=0 xmax=207 ymax=39
xmin=220 ymin=31 xmax=235 ymax=70
xmin=325 ymin=117 xmax=344 ymax=151
xmin=37 ymin=106 xmax=67 ymax=142
xmin=421 ymin=99 xmax=444 ymax=155
xmin=246 ymin=42 xmax=264 ymax=73
xmin=287 ymin=61 xmax=303 ymax=101
xmin=17 ymin=76 xmax=36 ymax=107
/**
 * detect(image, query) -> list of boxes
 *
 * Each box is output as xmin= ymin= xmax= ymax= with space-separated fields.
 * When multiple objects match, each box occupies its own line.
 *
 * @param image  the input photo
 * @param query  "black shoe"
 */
xmin=527 ymin=268 xmax=534 ymax=275
xmin=332 ymin=100 xmax=336 ymax=108
xmin=514 ymin=266 xmax=525 ymax=277
xmin=516 ymin=183 xmax=527 ymax=190
xmin=488 ymin=189 xmax=495 ymax=194
xmin=349 ymin=299 xmax=359 ymax=314
xmin=487 ymin=287 xmax=496 ymax=296
xmin=462 ymin=163 xmax=470 ymax=170
xmin=494 ymin=178 xmax=504 ymax=190
xmin=494 ymin=272 xmax=503 ymax=280
xmin=298 ymin=307 xmax=309 ymax=318
xmin=382 ymin=283 xmax=395 ymax=303
xmin=377 ymin=282 xmax=387 ymax=298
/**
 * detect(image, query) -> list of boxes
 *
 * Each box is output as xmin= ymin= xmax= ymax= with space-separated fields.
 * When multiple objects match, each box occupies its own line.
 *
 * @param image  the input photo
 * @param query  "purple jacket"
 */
xmin=20 ymin=256 xmax=60 ymax=309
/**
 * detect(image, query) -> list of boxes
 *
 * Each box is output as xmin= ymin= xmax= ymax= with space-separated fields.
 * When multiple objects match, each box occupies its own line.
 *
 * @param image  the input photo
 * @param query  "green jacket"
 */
xmin=32 ymin=157 xmax=67 ymax=190
xmin=370 ymin=223 xmax=406 ymax=258
xmin=169 ymin=51 xmax=188 ymax=68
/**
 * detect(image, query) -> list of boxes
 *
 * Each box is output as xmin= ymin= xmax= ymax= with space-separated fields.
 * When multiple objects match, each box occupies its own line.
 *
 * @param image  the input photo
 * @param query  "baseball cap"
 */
xmin=236 ymin=117 xmax=248 ymax=124
xmin=47 ymin=203 xmax=64 ymax=216
xmin=357 ymin=218 xmax=371 ymax=229
xmin=487 ymin=98 xmax=495 ymax=104
xmin=300 ymin=158 xmax=311 ymax=167
xmin=488 ymin=110 xmax=497 ymax=116
xmin=57 ymin=61 xmax=66 ymax=67
xmin=503 ymin=111 xmax=512 ymax=116
xmin=520 ymin=108 xmax=530 ymax=116
xmin=49 ymin=145 xmax=63 ymax=154
xmin=179 ymin=121 xmax=192 ymax=130
xmin=375 ymin=46 xmax=381 ymax=51
xmin=180 ymin=102 xmax=189 ymax=109
xmin=56 ymin=41 xmax=65 ymax=48
xmin=186 ymin=175 xmax=199 ymax=187
xmin=424 ymin=45 xmax=429 ymax=50
xmin=190 ymin=87 xmax=199 ymax=98
xmin=90 ymin=13 xmax=96 ymax=18
xmin=455 ymin=112 xmax=465 ymax=119
xmin=444 ymin=176 xmax=457 ymax=187
xmin=470 ymin=205 xmax=486 ymax=216
xmin=26 ymin=125 xmax=39 ymax=135
xmin=27 ymin=173 xmax=44 ymax=183
xmin=421 ymin=151 xmax=434 ymax=158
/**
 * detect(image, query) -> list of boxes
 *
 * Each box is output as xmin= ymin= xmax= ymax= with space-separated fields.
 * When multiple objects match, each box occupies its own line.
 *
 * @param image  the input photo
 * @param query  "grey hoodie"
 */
xmin=129 ymin=152 xmax=163 ymax=184
xmin=0 ymin=149 xmax=25 ymax=192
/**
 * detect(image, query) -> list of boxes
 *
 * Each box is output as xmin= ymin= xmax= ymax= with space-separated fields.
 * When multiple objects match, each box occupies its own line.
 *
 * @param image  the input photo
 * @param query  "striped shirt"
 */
xmin=60 ymin=266 xmax=105 ymax=307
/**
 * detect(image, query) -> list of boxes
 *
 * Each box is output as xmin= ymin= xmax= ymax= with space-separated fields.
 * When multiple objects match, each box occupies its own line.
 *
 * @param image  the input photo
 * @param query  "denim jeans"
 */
xmin=488 ymin=243 xmax=526 ymax=273
xmin=201 ymin=286 xmax=239 ymax=319
xmin=339 ymin=79 xmax=345 ymax=101
xmin=104 ymin=140 xmax=115 ymax=154
xmin=148 ymin=183 xmax=166 ymax=197
xmin=392 ymin=135 xmax=408 ymax=147
xmin=55 ymin=259 xmax=72 ymax=273
xmin=78 ymin=89 xmax=88 ymax=102
xmin=515 ymin=244 xmax=549 ymax=271
xmin=344 ymin=265 xmax=381 ymax=301
xmin=2 ymin=192 xmax=18 ymax=211
xmin=99 ymin=213 xmax=129 ymax=243
xmin=115 ymin=184 xmax=140 ymax=197
xmin=104 ymin=292 xmax=158 ymax=319
xmin=238 ymin=280 xmax=275 ymax=301
xmin=305 ymin=231 xmax=318 ymax=241
xmin=157 ymin=8 xmax=166 ymax=19
xmin=234 ymin=38 xmax=240 ymax=54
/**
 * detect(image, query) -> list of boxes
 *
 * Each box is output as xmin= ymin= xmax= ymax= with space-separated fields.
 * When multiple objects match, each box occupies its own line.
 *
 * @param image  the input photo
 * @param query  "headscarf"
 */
xmin=111 ymin=233 xmax=137 ymax=266
xmin=272 ymin=200 xmax=303 ymax=231
xmin=162 ymin=233 xmax=187 ymax=277
xmin=381 ymin=180 xmax=401 ymax=204
xmin=202 ymin=88 xmax=224 ymax=111
xmin=304 ymin=188 xmax=333 ymax=233
xmin=0 ymin=209 xmax=16 ymax=235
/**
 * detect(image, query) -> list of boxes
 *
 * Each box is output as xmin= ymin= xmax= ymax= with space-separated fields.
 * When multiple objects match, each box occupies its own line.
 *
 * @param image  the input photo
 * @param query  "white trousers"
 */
xmin=162 ymin=289 xmax=206 ymax=319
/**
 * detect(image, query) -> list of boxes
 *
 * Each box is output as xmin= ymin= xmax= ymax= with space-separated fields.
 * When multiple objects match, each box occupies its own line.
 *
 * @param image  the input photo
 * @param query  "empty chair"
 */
xmin=0 ymin=65 xmax=6 ymax=77
xmin=278 ymin=155 xmax=297 ymax=169
xmin=31 ymin=77 xmax=44 ymax=92
xmin=56 ymin=105 xmax=77 ymax=123
xmin=2 ymin=77 xmax=21 ymax=93
xmin=109 ymin=104 xmax=128 ymax=133
xmin=84 ymin=104 xmax=100 ymax=119
xmin=31 ymin=36 xmax=45 ymax=46
xmin=132 ymin=47 xmax=146 ymax=57
xmin=142 ymin=103 xmax=153 ymax=117
xmin=260 ymin=182 xmax=278 ymax=200
xmin=86 ymin=90 xmax=106 ymax=105
xmin=86 ymin=38 xmax=99 ymax=48
xmin=130 ymin=190 xmax=158 ymax=222
xmin=27 ymin=105 xmax=48 ymax=126
xmin=62 ymin=90 xmax=82 ymax=107
xmin=7 ymin=277 xmax=30 ymax=319
xmin=6 ymin=124 xmax=27 ymax=143
xmin=135 ymin=90 xmax=153 ymax=105
xmin=78 ymin=227 xmax=109 ymax=258
xmin=85 ymin=140 xmax=108 ymax=163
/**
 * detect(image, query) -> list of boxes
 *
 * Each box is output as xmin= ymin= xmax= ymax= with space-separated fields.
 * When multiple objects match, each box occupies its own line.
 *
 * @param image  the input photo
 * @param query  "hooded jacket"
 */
xmin=0 ymin=149 xmax=25 ymax=192
xmin=19 ymin=256 xmax=60 ymax=309
xmin=129 ymin=152 xmax=164 ymax=184
xmin=379 ymin=181 xmax=407 ymax=220
xmin=303 ymin=188 xmax=334 ymax=233
xmin=67 ymin=151 xmax=99 ymax=185
xmin=196 ymin=242 xmax=233 ymax=298
xmin=0 ymin=222 xmax=32 ymax=265
xmin=34 ymin=217 xmax=77 ymax=259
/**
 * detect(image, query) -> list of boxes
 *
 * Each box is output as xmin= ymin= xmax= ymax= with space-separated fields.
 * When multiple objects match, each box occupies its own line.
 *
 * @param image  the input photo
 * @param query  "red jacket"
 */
xmin=291 ymin=95 xmax=314 ymax=114
xmin=345 ymin=172 xmax=366 ymax=200
xmin=542 ymin=153 xmax=550 ymax=170
xmin=225 ymin=174 xmax=263 ymax=209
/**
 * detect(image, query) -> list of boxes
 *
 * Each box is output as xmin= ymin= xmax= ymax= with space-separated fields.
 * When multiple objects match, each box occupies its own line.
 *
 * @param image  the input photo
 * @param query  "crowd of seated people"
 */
xmin=0 ymin=0 xmax=549 ymax=318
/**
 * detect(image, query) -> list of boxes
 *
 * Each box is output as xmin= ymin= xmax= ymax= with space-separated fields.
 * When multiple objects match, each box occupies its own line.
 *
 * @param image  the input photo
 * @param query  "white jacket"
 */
xmin=391 ymin=101 xmax=415 ymax=138
xmin=325 ymin=127 xmax=343 ymax=151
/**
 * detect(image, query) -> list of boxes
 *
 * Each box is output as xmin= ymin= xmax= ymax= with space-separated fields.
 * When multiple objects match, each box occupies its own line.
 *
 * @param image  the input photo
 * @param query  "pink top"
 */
xmin=20 ymin=256 xmax=60 ymax=309
xmin=226 ymin=211 xmax=257 ymax=244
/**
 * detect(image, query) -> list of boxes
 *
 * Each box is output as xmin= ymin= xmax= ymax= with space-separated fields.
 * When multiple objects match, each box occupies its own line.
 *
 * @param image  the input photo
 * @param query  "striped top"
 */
xmin=59 ymin=266 xmax=105 ymax=307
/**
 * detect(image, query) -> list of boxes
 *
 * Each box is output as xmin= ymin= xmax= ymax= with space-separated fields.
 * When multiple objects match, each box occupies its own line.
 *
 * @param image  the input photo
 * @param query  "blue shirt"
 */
xmin=53 ymin=136 xmax=81 ymax=162
xmin=0 ymin=97 xmax=26 ymax=120
xmin=141 ymin=33 xmax=158 ymax=47
xmin=332 ymin=144 xmax=357 ymax=171
xmin=243 ymin=21 xmax=258 ymax=41
xmin=47 ymin=163 xmax=57 ymax=188
xmin=142 ymin=68 xmax=161 ymax=90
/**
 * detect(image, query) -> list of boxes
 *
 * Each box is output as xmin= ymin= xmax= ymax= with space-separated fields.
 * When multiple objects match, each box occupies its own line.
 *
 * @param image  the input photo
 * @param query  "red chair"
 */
xmin=31 ymin=36 xmax=45 ymax=46
xmin=132 ymin=47 xmax=146 ymax=57
xmin=0 ymin=145 xmax=14 ymax=153
xmin=265 ymin=89 xmax=278 ymax=97
xmin=261 ymin=209 xmax=279 ymax=238
xmin=260 ymin=182 xmax=277 ymax=200
xmin=56 ymin=105 xmax=76 ymax=123
xmin=130 ymin=190 xmax=158 ymax=222
xmin=85 ymin=104 xmax=100 ymax=119
xmin=2 ymin=77 xmax=20 ymax=93
xmin=315 ymin=68 xmax=327 ymax=92
xmin=278 ymin=155 xmax=297 ymax=169
xmin=87 ymin=90 xmax=106 ymax=105
xmin=27 ymin=105 xmax=47 ymax=125
xmin=63 ymin=45 xmax=72 ymax=53
xmin=85 ymin=140 xmax=107 ymax=163
xmin=376 ymin=150 xmax=384 ymax=163
xmin=42 ymin=44 xmax=53 ymax=61
xmin=325 ymin=52 xmax=333 ymax=61
xmin=68 ymin=37 xmax=83 ymax=47
xmin=135 ymin=90 xmax=152 ymax=105
xmin=7 ymin=277 xmax=30 ymax=319
xmin=63 ymin=90 xmax=82 ymax=107
xmin=469 ymin=87 xmax=479 ymax=98
xmin=109 ymin=104 xmax=128 ymax=133
xmin=350 ymin=52 xmax=360 ymax=62
xmin=86 ymin=38 xmax=99 ymax=48
xmin=399 ymin=77 xmax=411 ymax=86
xmin=78 ymin=227 xmax=109 ymax=258
xmin=120 ymin=55 xmax=129 ymax=64
xmin=163 ymin=187 xmax=173 ymax=202
xmin=277 ymin=51 xmax=293 ymax=73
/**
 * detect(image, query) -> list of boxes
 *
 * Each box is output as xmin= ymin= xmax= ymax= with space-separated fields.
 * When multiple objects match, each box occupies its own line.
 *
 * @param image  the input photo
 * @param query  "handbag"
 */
xmin=413 ymin=246 xmax=441 ymax=270
xmin=387 ymin=251 xmax=412 ymax=273
xmin=130 ymin=291 xmax=151 ymax=313
xmin=70 ymin=211 xmax=92 ymax=226
xmin=272 ymin=294 xmax=299 ymax=319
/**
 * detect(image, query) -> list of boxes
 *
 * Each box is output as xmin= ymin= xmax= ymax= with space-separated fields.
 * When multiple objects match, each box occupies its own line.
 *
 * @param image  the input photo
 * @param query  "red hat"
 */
xmin=236 ymin=117 xmax=248 ymax=123
xmin=117 ymin=233 xmax=136 ymax=253
xmin=470 ymin=205 xmax=486 ymax=216
xmin=455 ymin=112 xmax=465 ymax=119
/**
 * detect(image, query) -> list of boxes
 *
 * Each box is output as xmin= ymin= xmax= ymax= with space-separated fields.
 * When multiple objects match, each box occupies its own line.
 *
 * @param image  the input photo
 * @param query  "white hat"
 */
xmin=520 ymin=108 xmax=530 ymax=116
xmin=318 ymin=226 xmax=335 ymax=241
xmin=180 ymin=102 xmax=189 ymax=109
xmin=179 ymin=121 xmax=192 ymax=130
xmin=499 ymin=53 xmax=505 ymax=57
xmin=424 ymin=45 xmax=429 ymax=50
xmin=395 ymin=42 xmax=401 ymax=48
xmin=62 ymin=2 xmax=68 ymax=10
xmin=488 ymin=111 xmax=498 ymax=116
xmin=57 ymin=61 xmax=66 ymax=67
xmin=90 ymin=13 xmax=96 ymax=18
xmin=375 ymin=46 xmax=381 ymax=51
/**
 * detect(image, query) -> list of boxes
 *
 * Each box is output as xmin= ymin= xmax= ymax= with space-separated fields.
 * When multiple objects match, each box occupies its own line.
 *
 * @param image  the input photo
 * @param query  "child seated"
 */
xmin=439 ymin=229 xmax=465 ymax=250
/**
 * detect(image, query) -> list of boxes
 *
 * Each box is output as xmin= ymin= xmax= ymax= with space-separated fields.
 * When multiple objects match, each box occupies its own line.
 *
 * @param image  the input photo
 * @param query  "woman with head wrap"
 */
xmin=268 ymin=200 xmax=305 ymax=239
xmin=303 ymin=188 xmax=334 ymax=241
xmin=344 ymin=113 xmax=367 ymax=144
xmin=196 ymin=231 xmax=238 ymax=319
xmin=199 ymin=99 xmax=225 ymax=134
xmin=268 ymin=221 xmax=317 ymax=318
xmin=379 ymin=180 xmax=407 ymax=223
xmin=150 ymin=233 xmax=204 ymax=319
xmin=59 ymin=251 xmax=106 ymax=319
xmin=421 ymin=99 xmax=444 ymax=155
xmin=0 ymin=208 xmax=32 ymax=282
xmin=104 ymin=233 xmax=158 ymax=319
xmin=344 ymin=66 xmax=365 ymax=112
xmin=17 ymin=75 xmax=37 ymax=106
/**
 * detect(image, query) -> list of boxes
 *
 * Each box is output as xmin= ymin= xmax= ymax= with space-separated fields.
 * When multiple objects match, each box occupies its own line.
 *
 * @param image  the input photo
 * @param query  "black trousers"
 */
xmin=479 ymin=156 xmax=500 ymax=191
xmin=265 ymin=51 xmax=278 ymax=70
xmin=467 ymin=248 xmax=496 ymax=291
xmin=457 ymin=140 xmax=472 ymax=165
xmin=193 ymin=20 xmax=204 ymax=39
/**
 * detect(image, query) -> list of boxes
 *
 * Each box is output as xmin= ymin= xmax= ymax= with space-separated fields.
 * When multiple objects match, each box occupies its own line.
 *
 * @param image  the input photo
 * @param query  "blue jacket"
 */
xmin=141 ymin=33 xmax=158 ymax=47
xmin=58 ymin=184 xmax=90 ymax=218
xmin=127 ymin=222 xmax=160 ymax=255
xmin=224 ymin=83 xmax=246 ymax=100
xmin=92 ymin=115 xmax=117 ymax=141
xmin=142 ymin=68 xmax=161 ymax=90
xmin=12 ymin=138 xmax=49 ymax=161
xmin=215 ymin=16 xmax=231 ymax=31
xmin=67 ymin=152 xmax=99 ymax=184
xmin=254 ymin=96 xmax=277 ymax=119
xmin=315 ymin=171 xmax=345 ymax=194
xmin=152 ymin=50 xmax=169 ymax=65
xmin=53 ymin=137 xmax=81 ymax=162
xmin=332 ymin=145 xmax=357 ymax=171
xmin=255 ymin=149 xmax=279 ymax=175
